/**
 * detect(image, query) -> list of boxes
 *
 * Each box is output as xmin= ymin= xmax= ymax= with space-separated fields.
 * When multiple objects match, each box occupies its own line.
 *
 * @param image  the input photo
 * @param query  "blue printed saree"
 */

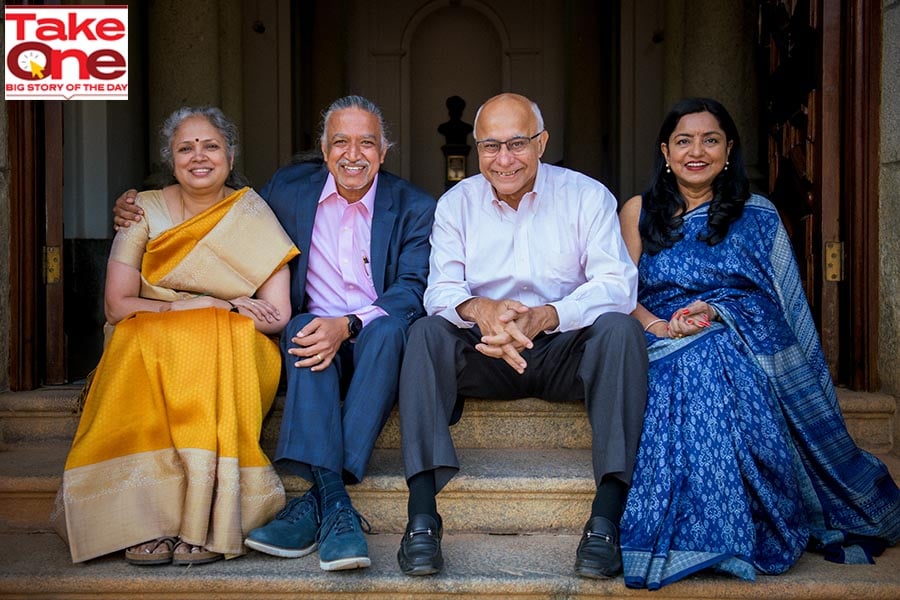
xmin=620 ymin=195 xmax=900 ymax=589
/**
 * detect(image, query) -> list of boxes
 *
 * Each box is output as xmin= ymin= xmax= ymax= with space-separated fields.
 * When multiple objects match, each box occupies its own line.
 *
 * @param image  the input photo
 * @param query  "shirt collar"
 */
xmin=319 ymin=172 xmax=379 ymax=214
xmin=488 ymin=161 xmax=545 ymax=209
xmin=531 ymin=161 xmax=548 ymax=198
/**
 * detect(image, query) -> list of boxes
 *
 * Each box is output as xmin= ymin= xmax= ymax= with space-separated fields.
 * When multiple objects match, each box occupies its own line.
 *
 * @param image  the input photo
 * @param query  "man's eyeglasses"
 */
xmin=475 ymin=131 xmax=543 ymax=156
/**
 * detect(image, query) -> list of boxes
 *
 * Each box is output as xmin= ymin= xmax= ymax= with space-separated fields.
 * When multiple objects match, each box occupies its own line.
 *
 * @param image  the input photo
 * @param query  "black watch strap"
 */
xmin=346 ymin=314 xmax=362 ymax=339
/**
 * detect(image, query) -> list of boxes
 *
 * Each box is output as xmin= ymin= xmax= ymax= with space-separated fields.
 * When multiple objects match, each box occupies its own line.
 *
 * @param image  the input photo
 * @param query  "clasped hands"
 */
xmin=664 ymin=299 xmax=717 ymax=339
xmin=161 ymin=295 xmax=281 ymax=323
xmin=464 ymin=297 xmax=558 ymax=375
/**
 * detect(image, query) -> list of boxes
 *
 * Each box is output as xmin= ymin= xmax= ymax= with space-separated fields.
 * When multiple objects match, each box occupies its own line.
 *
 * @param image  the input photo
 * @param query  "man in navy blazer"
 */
xmin=245 ymin=96 xmax=435 ymax=571
xmin=262 ymin=159 xmax=432 ymax=331
xmin=112 ymin=96 xmax=433 ymax=571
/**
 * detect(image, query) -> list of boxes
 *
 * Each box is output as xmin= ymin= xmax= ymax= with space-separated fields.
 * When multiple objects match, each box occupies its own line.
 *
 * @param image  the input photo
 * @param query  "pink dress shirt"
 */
xmin=304 ymin=173 xmax=388 ymax=326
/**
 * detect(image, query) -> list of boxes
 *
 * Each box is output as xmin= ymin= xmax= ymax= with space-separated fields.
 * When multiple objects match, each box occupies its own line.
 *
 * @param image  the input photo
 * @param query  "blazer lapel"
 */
xmin=370 ymin=177 xmax=396 ymax=294
xmin=296 ymin=166 xmax=327 ymax=255
xmin=289 ymin=165 xmax=327 ymax=307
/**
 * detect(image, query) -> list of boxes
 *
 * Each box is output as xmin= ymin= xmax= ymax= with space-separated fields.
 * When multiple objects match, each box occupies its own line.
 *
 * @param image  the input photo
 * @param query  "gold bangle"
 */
xmin=643 ymin=318 xmax=666 ymax=332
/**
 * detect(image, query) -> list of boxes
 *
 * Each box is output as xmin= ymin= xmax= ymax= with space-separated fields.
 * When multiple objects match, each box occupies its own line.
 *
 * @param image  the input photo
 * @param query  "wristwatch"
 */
xmin=345 ymin=314 xmax=362 ymax=339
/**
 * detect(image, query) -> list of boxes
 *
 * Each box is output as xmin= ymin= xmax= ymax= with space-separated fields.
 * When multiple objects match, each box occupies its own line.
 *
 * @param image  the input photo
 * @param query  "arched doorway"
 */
xmin=408 ymin=6 xmax=502 ymax=198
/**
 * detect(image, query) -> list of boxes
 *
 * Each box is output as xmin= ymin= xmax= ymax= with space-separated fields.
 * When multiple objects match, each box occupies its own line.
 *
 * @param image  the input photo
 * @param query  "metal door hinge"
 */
xmin=825 ymin=241 xmax=843 ymax=282
xmin=43 ymin=246 xmax=61 ymax=284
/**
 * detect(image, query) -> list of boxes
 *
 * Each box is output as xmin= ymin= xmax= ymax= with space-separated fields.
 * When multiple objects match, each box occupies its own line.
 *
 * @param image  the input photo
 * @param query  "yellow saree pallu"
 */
xmin=52 ymin=187 xmax=299 ymax=563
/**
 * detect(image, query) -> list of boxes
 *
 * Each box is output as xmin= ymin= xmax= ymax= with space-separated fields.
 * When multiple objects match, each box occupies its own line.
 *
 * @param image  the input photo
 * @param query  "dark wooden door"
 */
xmin=759 ymin=0 xmax=880 ymax=389
xmin=7 ymin=100 xmax=66 ymax=390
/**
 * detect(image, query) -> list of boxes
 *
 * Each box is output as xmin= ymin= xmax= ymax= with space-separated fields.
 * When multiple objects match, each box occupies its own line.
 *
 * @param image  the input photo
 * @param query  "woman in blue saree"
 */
xmin=617 ymin=98 xmax=900 ymax=590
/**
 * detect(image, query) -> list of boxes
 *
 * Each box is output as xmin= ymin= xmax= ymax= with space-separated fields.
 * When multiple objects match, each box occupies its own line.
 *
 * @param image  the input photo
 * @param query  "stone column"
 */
xmin=879 ymin=2 xmax=900 ymax=401
xmin=146 ymin=0 xmax=243 ymax=168
xmin=218 ymin=0 xmax=244 ymax=169
xmin=662 ymin=0 xmax=760 ymax=178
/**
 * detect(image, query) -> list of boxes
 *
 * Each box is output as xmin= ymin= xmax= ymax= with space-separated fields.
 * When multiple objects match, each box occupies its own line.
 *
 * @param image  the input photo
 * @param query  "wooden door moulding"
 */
xmin=759 ymin=0 xmax=882 ymax=387
xmin=760 ymin=0 xmax=836 ymax=370
xmin=842 ymin=0 xmax=881 ymax=390
xmin=8 ymin=102 xmax=39 ymax=390
xmin=43 ymin=101 xmax=65 ymax=385
xmin=817 ymin=0 xmax=842 ymax=377
xmin=7 ymin=99 xmax=66 ymax=390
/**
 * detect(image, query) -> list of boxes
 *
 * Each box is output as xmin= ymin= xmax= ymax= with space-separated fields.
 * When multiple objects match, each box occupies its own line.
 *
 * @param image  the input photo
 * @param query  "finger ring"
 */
xmin=316 ymin=354 xmax=323 ymax=362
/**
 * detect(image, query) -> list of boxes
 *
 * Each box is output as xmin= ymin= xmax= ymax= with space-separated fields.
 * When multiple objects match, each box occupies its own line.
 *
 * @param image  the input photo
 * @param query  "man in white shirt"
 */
xmin=396 ymin=93 xmax=648 ymax=579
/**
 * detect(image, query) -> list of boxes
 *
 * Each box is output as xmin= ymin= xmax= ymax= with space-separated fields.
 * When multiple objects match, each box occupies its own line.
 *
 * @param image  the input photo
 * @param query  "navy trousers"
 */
xmin=399 ymin=313 xmax=648 ymax=494
xmin=275 ymin=312 xmax=407 ymax=484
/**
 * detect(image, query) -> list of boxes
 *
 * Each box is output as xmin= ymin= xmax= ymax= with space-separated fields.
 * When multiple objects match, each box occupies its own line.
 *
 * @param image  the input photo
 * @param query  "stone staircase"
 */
xmin=1 ymin=385 xmax=899 ymax=599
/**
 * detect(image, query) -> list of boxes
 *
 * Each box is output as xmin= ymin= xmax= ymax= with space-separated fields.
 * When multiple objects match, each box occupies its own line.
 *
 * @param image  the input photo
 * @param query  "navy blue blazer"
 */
xmin=260 ymin=160 xmax=435 ymax=327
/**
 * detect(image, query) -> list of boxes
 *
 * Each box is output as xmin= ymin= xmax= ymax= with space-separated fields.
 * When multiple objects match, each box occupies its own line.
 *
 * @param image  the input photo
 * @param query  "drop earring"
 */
xmin=724 ymin=160 xmax=729 ymax=171
xmin=665 ymin=163 xmax=671 ymax=174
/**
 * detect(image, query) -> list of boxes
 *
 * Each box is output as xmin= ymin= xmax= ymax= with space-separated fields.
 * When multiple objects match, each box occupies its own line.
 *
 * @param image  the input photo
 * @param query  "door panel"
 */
xmin=840 ymin=0 xmax=881 ymax=390
xmin=760 ymin=0 xmax=880 ymax=389
xmin=8 ymin=101 xmax=40 ymax=390
xmin=7 ymin=100 xmax=66 ymax=390
xmin=760 ymin=0 xmax=840 ymax=379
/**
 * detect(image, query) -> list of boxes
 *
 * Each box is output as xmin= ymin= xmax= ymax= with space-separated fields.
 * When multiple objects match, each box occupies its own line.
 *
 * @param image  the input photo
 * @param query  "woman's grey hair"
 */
xmin=318 ymin=95 xmax=394 ymax=152
xmin=158 ymin=106 xmax=239 ymax=171
xmin=156 ymin=106 xmax=248 ymax=188
xmin=473 ymin=96 xmax=545 ymax=137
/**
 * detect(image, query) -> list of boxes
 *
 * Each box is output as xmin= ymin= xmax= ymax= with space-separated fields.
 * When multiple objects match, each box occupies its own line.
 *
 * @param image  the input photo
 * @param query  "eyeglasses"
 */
xmin=475 ymin=131 xmax=543 ymax=156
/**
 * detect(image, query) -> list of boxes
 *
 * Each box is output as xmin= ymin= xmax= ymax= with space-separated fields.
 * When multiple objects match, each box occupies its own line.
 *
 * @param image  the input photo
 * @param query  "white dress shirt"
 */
xmin=425 ymin=162 xmax=637 ymax=333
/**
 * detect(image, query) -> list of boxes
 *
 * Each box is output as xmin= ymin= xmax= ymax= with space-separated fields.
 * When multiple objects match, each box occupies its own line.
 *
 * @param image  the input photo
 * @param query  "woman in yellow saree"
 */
xmin=51 ymin=107 xmax=299 ymax=566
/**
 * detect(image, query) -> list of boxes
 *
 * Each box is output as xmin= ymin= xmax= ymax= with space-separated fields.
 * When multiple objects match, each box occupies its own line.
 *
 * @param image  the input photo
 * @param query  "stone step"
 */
xmin=0 ymin=441 xmax=595 ymax=534
xmin=0 ymin=531 xmax=898 ymax=599
xmin=0 ymin=386 xmax=82 ymax=445
xmin=0 ymin=386 xmax=594 ymax=450
xmin=836 ymin=389 xmax=897 ymax=454
xmin=3 ymin=440 xmax=900 ymax=537
xmin=2 ymin=386 xmax=896 ymax=453
xmin=313 ymin=447 xmax=596 ymax=534
xmin=263 ymin=396 xmax=594 ymax=453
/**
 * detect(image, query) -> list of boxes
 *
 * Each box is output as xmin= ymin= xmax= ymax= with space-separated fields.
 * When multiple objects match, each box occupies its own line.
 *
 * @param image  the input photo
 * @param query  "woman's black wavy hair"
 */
xmin=640 ymin=97 xmax=750 ymax=255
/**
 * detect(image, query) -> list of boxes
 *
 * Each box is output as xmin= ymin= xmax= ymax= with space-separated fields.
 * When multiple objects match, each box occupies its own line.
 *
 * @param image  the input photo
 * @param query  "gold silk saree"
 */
xmin=52 ymin=187 xmax=299 ymax=563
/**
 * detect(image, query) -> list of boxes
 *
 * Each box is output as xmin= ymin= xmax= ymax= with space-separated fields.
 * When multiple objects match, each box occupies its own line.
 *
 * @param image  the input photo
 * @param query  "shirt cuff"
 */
xmin=354 ymin=305 xmax=388 ymax=327
xmin=435 ymin=298 xmax=476 ymax=328
xmin=547 ymin=300 xmax=579 ymax=333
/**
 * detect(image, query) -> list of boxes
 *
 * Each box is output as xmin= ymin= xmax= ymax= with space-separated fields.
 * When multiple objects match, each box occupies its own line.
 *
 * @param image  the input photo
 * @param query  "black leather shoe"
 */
xmin=397 ymin=513 xmax=443 ymax=576
xmin=574 ymin=516 xmax=623 ymax=578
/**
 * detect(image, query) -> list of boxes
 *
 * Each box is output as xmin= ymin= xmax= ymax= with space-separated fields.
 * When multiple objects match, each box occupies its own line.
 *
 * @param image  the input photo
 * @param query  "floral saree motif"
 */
xmin=620 ymin=195 xmax=900 ymax=589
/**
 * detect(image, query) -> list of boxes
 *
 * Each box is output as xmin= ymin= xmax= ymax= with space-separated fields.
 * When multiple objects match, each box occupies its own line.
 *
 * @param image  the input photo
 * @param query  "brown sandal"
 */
xmin=125 ymin=536 xmax=178 ymax=565
xmin=172 ymin=540 xmax=223 ymax=566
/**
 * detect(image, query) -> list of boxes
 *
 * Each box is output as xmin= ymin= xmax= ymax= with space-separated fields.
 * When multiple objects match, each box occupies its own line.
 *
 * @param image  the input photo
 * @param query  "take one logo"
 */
xmin=4 ymin=5 xmax=128 ymax=100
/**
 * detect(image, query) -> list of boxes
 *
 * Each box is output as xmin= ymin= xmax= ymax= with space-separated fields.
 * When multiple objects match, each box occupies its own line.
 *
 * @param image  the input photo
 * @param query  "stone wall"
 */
xmin=661 ymin=0 xmax=762 ymax=185
xmin=879 ymin=1 xmax=900 ymax=444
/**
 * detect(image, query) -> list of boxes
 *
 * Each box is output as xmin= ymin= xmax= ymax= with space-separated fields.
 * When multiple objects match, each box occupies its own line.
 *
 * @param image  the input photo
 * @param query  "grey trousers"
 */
xmin=399 ymin=312 xmax=648 ymax=493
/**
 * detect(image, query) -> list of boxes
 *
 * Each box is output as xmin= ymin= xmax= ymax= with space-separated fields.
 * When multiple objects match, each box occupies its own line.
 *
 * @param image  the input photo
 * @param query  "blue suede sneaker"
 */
xmin=316 ymin=503 xmax=372 ymax=571
xmin=244 ymin=488 xmax=320 ymax=558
